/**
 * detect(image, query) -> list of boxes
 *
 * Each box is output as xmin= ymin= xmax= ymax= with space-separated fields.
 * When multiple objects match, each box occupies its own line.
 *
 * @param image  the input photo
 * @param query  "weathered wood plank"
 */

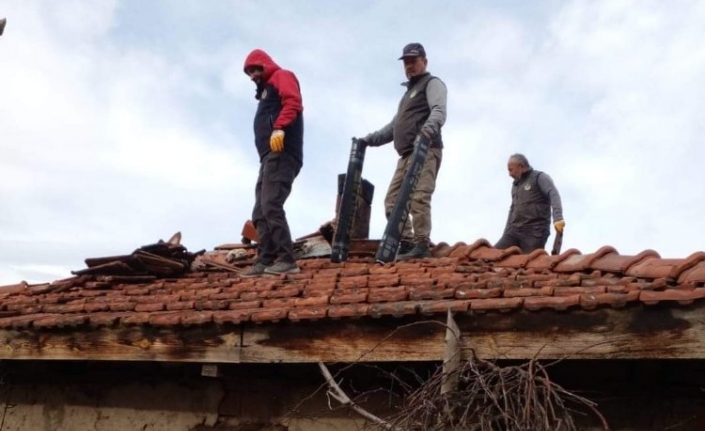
xmin=0 ymin=326 xmax=242 ymax=362
xmin=0 ymin=304 xmax=704 ymax=362
xmin=240 ymin=318 xmax=446 ymax=362
xmin=240 ymin=305 xmax=705 ymax=362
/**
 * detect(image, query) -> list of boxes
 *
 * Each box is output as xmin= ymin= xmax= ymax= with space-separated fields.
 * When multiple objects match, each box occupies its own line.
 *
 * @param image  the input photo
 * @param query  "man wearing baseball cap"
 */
xmin=357 ymin=43 xmax=447 ymax=260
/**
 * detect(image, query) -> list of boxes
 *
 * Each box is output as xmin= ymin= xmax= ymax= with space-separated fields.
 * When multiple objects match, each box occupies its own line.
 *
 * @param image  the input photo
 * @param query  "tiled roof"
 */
xmin=1 ymin=238 xmax=705 ymax=330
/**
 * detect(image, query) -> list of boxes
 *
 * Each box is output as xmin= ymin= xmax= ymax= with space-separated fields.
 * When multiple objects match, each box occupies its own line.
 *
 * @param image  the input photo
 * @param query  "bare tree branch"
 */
xmin=317 ymin=362 xmax=401 ymax=431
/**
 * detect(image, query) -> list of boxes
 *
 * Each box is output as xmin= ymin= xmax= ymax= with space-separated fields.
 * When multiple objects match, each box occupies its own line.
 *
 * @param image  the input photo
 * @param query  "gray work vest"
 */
xmin=393 ymin=73 xmax=444 ymax=156
xmin=509 ymin=170 xmax=551 ymax=231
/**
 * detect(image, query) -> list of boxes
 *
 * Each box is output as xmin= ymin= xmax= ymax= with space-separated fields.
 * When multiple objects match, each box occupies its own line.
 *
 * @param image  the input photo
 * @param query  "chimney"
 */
xmin=335 ymin=173 xmax=374 ymax=240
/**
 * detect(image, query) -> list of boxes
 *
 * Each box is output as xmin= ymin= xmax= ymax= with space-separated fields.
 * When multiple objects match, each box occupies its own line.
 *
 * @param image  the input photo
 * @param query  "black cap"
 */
xmin=398 ymin=43 xmax=426 ymax=60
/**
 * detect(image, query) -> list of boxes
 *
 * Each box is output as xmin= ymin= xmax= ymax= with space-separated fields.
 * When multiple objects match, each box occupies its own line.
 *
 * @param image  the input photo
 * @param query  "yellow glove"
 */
xmin=554 ymin=220 xmax=565 ymax=233
xmin=270 ymin=130 xmax=285 ymax=153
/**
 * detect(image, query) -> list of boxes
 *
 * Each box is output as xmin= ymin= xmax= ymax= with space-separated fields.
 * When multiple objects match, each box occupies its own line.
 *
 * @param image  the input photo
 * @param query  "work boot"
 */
xmin=398 ymin=240 xmax=414 ymax=255
xmin=240 ymin=262 xmax=269 ymax=278
xmin=264 ymin=261 xmax=301 ymax=275
xmin=397 ymin=243 xmax=432 ymax=261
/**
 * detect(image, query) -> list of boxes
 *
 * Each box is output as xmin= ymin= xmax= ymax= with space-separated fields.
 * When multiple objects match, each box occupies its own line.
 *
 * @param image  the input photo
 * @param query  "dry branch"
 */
xmin=384 ymin=355 xmax=610 ymax=431
xmin=317 ymin=362 xmax=401 ymax=431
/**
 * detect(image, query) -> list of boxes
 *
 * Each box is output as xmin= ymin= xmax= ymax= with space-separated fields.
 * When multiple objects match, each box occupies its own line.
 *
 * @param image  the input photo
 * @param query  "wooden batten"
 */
xmin=1 ymin=305 xmax=705 ymax=363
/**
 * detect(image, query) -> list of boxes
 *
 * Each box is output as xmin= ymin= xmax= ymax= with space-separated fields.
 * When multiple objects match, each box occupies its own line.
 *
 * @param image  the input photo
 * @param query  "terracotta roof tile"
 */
xmin=553 ymin=286 xmax=607 ymax=296
xmin=431 ymin=242 xmax=452 ymax=258
xmin=528 ymin=248 xmax=581 ymax=271
xmin=330 ymin=289 xmax=368 ymax=304
xmin=553 ymin=246 xmax=617 ymax=272
xmin=471 ymin=297 xmax=523 ymax=312
xmin=293 ymin=295 xmax=329 ymax=307
xmin=368 ymin=274 xmax=401 ymax=288
xmin=340 ymin=266 xmax=370 ymax=277
xmin=408 ymin=287 xmax=455 ymax=301
xmin=419 ymin=299 xmax=470 ymax=314
xmin=368 ymin=286 xmax=407 ymax=303
xmin=109 ymin=302 xmax=136 ymax=312
xmin=85 ymin=302 xmax=111 ymax=313
xmin=181 ymin=311 xmax=213 ymax=325
xmin=34 ymin=314 xmax=87 ymax=328
xmin=166 ymin=301 xmax=195 ymax=311
xmin=639 ymin=288 xmax=705 ymax=305
xmin=494 ymin=248 xmax=547 ymax=269
xmin=590 ymin=249 xmax=659 ymax=273
xmin=120 ymin=312 xmax=151 ymax=325
xmin=503 ymin=286 xmax=554 ymax=298
xmin=336 ymin=275 xmax=369 ymax=289
xmin=212 ymin=309 xmax=253 ymax=324
xmin=3 ymin=237 xmax=705 ymax=330
xmin=149 ymin=312 xmax=183 ymax=326
xmin=455 ymin=286 xmax=502 ymax=300
xmin=88 ymin=312 xmax=129 ymax=327
xmin=328 ymin=303 xmax=370 ymax=319
xmin=369 ymin=301 xmax=419 ymax=318
xmin=678 ymin=260 xmax=705 ymax=283
xmin=0 ymin=281 xmax=28 ymax=296
xmin=251 ymin=308 xmax=287 ymax=323
xmin=228 ymin=300 xmax=262 ymax=310
xmin=446 ymin=242 xmax=469 ymax=258
xmin=579 ymin=292 xmax=637 ymax=310
xmin=288 ymin=306 xmax=327 ymax=321
xmin=524 ymin=295 xmax=581 ymax=311
xmin=625 ymin=257 xmax=680 ymax=279
xmin=469 ymin=244 xmax=522 ymax=262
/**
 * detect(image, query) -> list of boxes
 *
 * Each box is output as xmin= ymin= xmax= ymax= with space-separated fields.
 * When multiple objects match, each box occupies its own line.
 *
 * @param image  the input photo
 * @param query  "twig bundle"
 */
xmin=384 ymin=356 xmax=610 ymax=431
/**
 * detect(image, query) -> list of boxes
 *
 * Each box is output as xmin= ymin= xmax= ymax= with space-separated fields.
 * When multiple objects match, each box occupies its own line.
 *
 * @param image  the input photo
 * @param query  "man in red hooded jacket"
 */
xmin=240 ymin=49 xmax=304 ymax=277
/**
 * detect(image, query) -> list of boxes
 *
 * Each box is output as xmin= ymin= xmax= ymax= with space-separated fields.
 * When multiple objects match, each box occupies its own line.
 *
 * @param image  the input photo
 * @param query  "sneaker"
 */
xmin=240 ymin=262 xmax=269 ymax=278
xmin=397 ymin=244 xmax=432 ymax=261
xmin=264 ymin=261 xmax=301 ymax=275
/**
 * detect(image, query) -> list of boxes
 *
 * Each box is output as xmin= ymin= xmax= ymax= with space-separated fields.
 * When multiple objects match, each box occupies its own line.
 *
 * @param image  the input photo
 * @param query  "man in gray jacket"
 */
xmin=358 ymin=43 xmax=447 ymax=260
xmin=495 ymin=154 xmax=565 ymax=253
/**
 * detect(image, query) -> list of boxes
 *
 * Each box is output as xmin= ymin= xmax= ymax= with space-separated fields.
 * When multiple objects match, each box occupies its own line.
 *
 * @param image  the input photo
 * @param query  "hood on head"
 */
xmin=243 ymin=49 xmax=281 ymax=82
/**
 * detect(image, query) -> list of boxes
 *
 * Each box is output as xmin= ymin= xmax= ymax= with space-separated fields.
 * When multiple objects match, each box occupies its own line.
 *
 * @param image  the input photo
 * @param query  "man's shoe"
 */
xmin=398 ymin=240 xmax=414 ymax=255
xmin=240 ymin=262 xmax=269 ymax=278
xmin=397 ymin=244 xmax=432 ymax=261
xmin=264 ymin=261 xmax=301 ymax=275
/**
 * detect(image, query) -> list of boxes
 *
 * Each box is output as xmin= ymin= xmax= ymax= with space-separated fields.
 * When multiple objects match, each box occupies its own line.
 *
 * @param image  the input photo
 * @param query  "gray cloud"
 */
xmin=1 ymin=0 xmax=704 ymax=284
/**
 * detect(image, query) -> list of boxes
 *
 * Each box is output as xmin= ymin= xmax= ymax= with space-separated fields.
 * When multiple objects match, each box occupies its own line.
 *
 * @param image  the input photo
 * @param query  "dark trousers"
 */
xmin=252 ymin=152 xmax=301 ymax=265
xmin=494 ymin=228 xmax=549 ymax=254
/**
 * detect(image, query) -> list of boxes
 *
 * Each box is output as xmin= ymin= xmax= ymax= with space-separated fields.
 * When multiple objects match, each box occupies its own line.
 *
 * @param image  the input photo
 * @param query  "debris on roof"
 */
xmin=72 ymin=232 xmax=204 ymax=278
xmin=1 ymin=233 xmax=705 ymax=330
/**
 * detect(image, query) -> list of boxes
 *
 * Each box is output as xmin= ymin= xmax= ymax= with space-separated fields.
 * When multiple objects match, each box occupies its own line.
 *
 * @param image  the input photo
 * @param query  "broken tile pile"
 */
xmin=1 ymin=237 xmax=704 ymax=330
xmin=73 ymin=232 xmax=202 ymax=278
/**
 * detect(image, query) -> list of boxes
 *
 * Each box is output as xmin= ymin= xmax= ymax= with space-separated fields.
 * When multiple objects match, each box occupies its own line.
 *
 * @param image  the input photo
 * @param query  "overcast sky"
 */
xmin=1 ymin=0 xmax=704 ymax=285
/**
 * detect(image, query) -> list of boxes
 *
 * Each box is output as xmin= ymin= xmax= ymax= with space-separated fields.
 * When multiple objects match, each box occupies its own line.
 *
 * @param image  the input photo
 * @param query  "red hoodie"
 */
xmin=243 ymin=49 xmax=303 ymax=130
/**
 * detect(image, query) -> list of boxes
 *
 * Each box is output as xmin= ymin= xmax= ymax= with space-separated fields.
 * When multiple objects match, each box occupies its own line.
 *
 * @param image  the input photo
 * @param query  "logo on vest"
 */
xmin=261 ymin=89 xmax=268 ymax=99
xmin=524 ymin=184 xmax=532 ymax=191
xmin=409 ymin=90 xmax=417 ymax=98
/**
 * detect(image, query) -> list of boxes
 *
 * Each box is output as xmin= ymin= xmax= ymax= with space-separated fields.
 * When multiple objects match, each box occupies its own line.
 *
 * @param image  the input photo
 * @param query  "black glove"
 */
xmin=355 ymin=136 xmax=369 ymax=147
xmin=414 ymin=132 xmax=430 ymax=147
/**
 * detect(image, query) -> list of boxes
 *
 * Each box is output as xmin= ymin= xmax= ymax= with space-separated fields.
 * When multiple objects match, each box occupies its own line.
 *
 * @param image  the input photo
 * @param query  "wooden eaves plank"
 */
xmin=0 ymin=304 xmax=704 ymax=362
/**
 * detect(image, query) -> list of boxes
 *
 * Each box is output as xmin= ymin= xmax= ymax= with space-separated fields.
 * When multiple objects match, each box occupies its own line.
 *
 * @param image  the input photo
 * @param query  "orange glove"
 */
xmin=270 ymin=130 xmax=285 ymax=153
xmin=554 ymin=220 xmax=565 ymax=233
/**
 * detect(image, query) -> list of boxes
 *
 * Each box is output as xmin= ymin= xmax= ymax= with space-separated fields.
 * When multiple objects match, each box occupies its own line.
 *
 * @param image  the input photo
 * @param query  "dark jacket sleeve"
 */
xmin=269 ymin=69 xmax=303 ymax=129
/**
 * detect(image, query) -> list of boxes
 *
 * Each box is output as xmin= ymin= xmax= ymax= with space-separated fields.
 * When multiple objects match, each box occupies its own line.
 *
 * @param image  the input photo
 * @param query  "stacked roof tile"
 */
xmin=1 ymin=238 xmax=705 ymax=330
